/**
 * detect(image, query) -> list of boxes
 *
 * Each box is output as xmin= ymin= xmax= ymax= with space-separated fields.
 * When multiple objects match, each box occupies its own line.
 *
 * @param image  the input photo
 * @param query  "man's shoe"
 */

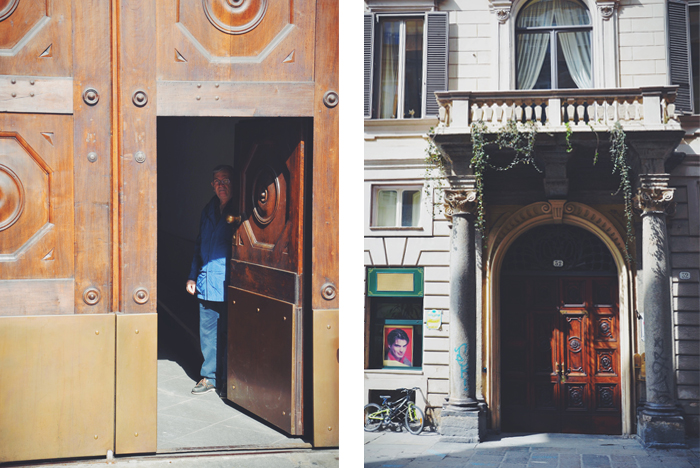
xmin=191 ymin=378 xmax=216 ymax=395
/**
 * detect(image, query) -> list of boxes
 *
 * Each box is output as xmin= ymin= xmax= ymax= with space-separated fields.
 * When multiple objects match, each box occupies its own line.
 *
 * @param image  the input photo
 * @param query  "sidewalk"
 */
xmin=365 ymin=429 xmax=700 ymax=468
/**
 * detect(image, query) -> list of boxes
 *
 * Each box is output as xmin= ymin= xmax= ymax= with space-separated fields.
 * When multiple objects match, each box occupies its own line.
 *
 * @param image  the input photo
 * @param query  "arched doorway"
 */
xmin=499 ymin=224 xmax=622 ymax=434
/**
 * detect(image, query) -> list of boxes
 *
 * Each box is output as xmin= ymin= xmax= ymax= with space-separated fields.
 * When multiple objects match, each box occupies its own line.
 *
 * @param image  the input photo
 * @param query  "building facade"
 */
xmin=364 ymin=0 xmax=699 ymax=445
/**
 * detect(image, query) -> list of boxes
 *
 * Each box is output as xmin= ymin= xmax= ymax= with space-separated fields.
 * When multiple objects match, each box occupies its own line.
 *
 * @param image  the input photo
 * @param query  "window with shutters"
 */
xmin=364 ymin=12 xmax=448 ymax=119
xmin=371 ymin=186 xmax=422 ymax=227
xmin=668 ymin=0 xmax=699 ymax=114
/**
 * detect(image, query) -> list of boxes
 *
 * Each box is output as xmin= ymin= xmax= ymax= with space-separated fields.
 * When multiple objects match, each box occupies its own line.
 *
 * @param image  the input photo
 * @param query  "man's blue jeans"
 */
xmin=199 ymin=300 xmax=227 ymax=389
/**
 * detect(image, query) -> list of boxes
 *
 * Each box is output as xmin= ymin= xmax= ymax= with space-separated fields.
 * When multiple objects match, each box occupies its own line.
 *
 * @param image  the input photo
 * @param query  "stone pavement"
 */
xmin=365 ymin=430 xmax=700 ymax=468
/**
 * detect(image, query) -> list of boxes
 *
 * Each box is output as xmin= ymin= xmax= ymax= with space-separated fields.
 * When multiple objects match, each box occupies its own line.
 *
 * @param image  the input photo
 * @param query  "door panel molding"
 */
xmin=486 ymin=200 xmax=634 ymax=434
xmin=230 ymin=259 xmax=299 ymax=304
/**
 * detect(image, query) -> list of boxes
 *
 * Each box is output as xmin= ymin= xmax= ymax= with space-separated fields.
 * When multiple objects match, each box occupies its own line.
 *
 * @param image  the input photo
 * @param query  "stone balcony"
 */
xmin=434 ymin=86 xmax=681 ymax=133
xmin=430 ymin=86 xmax=686 ymax=204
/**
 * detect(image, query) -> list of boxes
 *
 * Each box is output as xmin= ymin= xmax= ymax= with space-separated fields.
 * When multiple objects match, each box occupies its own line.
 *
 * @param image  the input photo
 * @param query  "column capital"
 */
xmin=489 ymin=0 xmax=512 ymax=23
xmin=634 ymin=174 xmax=675 ymax=215
xmin=596 ymin=0 xmax=618 ymax=20
xmin=444 ymin=189 xmax=478 ymax=221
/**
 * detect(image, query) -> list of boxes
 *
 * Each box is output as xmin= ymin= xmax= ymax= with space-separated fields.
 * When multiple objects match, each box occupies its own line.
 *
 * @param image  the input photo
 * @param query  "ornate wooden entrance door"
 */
xmin=501 ymin=276 xmax=622 ymax=434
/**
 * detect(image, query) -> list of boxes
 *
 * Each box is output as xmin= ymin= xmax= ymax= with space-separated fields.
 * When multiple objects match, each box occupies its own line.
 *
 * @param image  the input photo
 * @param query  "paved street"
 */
xmin=365 ymin=430 xmax=700 ymax=468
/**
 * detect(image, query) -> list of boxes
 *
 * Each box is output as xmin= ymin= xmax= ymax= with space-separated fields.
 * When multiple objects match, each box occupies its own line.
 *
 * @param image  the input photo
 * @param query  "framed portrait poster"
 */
xmin=383 ymin=325 xmax=414 ymax=368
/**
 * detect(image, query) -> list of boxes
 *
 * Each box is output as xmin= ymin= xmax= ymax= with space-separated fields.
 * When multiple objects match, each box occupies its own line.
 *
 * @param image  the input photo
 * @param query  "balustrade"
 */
xmin=436 ymin=87 xmax=679 ymax=132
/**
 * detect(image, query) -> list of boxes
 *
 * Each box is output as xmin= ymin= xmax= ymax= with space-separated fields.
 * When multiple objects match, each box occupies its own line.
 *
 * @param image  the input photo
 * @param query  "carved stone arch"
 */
xmin=487 ymin=200 xmax=627 ymax=272
xmin=483 ymin=200 xmax=635 ymax=435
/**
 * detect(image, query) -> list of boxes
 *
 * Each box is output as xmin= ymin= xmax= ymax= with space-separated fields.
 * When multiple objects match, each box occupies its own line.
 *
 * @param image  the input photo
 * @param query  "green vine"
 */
xmin=424 ymin=128 xmax=448 ymax=217
xmin=565 ymin=121 xmax=574 ymax=153
xmin=609 ymin=122 xmax=634 ymax=263
xmin=470 ymin=119 xmax=541 ymax=234
xmin=428 ymin=119 xmax=635 ymax=264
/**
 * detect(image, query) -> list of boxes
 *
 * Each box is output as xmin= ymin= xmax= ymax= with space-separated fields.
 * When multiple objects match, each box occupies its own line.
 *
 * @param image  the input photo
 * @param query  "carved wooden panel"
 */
xmin=233 ymin=118 xmax=305 ymax=277
xmin=595 ymin=384 xmax=619 ymax=411
xmin=156 ymin=0 xmax=314 ymax=83
xmin=0 ymin=1 xmax=71 ymax=77
xmin=564 ymin=316 xmax=585 ymax=375
xmin=565 ymin=384 xmax=586 ymax=410
xmin=0 ymin=115 xmax=73 ymax=285
xmin=596 ymin=350 xmax=616 ymax=375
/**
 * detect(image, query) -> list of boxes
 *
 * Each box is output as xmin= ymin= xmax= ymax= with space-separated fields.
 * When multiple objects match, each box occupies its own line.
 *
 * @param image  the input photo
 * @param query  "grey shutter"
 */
xmin=668 ymin=0 xmax=693 ymax=113
xmin=425 ymin=11 xmax=449 ymax=117
xmin=365 ymin=13 xmax=375 ymax=119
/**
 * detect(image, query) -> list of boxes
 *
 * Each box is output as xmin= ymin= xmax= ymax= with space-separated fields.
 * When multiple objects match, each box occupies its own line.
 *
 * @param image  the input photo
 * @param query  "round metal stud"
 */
xmin=30 ymin=80 xmax=35 ymax=85
xmin=10 ymin=79 xmax=15 ymax=84
xmin=87 ymin=152 xmax=97 ymax=163
xmin=323 ymin=90 xmax=339 ymax=108
xmin=83 ymin=287 xmax=101 ymax=305
xmin=134 ymin=151 xmax=146 ymax=163
xmin=133 ymin=288 xmax=149 ymax=304
xmin=11 ymin=92 xmax=15 ymax=97
xmin=321 ymin=282 xmax=337 ymax=301
xmin=132 ymin=90 xmax=148 ymax=107
xmin=29 ymin=92 xmax=34 ymax=97
xmin=83 ymin=88 xmax=99 ymax=106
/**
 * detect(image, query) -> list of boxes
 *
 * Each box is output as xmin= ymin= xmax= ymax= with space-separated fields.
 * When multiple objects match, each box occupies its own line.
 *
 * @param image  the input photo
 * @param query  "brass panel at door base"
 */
xmin=227 ymin=286 xmax=297 ymax=434
xmin=0 ymin=315 xmax=115 ymax=463
xmin=116 ymin=313 xmax=158 ymax=455
xmin=313 ymin=308 xmax=339 ymax=447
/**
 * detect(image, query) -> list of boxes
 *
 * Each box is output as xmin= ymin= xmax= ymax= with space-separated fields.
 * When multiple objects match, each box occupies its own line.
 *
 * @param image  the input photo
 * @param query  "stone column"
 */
xmin=635 ymin=174 xmax=685 ymax=448
xmin=438 ymin=177 xmax=485 ymax=442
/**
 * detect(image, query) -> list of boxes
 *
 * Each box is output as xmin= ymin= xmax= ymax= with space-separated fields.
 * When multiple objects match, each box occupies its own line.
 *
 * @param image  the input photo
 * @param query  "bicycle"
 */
xmin=363 ymin=387 xmax=424 ymax=434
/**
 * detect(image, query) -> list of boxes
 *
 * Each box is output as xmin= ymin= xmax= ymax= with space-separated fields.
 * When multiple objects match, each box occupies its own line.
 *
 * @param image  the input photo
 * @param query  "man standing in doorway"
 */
xmin=187 ymin=164 xmax=237 ymax=395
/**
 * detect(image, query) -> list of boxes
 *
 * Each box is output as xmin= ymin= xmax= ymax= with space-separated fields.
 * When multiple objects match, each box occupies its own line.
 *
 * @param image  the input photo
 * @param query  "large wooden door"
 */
xmin=501 ymin=276 xmax=622 ymax=434
xmin=227 ymin=118 xmax=307 ymax=435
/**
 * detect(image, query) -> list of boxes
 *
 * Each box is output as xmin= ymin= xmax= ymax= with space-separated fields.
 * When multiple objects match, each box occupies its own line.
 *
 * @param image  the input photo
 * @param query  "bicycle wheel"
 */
xmin=364 ymin=403 xmax=383 ymax=432
xmin=404 ymin=402 xmax=424 ymax=434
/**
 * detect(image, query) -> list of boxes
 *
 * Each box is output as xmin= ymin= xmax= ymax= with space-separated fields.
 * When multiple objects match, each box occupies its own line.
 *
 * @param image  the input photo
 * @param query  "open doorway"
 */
xmin=156 ymin=117 xmax=311 ymax=451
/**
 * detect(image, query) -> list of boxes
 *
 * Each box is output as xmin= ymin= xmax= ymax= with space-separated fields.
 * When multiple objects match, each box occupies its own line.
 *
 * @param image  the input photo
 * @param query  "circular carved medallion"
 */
xmin=0 ymin=0 xmax=19 ymax=22
xmin=0 ymin=164 xmax=25 ymax=231
xmin=251 ymin=165 xmax=279 ymax=226
xmin=569 ymin=338 xmax=581 ymax=352
xmin=202 ymin=0 xmax=268 ymax=35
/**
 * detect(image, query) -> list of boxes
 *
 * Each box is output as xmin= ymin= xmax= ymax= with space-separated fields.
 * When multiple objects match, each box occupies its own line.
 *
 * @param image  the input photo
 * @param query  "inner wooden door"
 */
xmin=226 ymin=118 xmax=307 ymax=435
xmin=501 ymin=276 xmax=622 ymax=434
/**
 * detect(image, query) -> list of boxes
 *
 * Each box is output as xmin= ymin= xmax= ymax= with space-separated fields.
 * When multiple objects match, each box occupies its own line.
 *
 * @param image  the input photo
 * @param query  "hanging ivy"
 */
xmin=424 ymin=128 xmax=448 ymax=216
xmin=609 ymin=121 xmax=634 ymax=263
xmin=470 ymin=119 xmax=540 ymax=234
xmin=428 ymin=119 xmax=634 ymax=264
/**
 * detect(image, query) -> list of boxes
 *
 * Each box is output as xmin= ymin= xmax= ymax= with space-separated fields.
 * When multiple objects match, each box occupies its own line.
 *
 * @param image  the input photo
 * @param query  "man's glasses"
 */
xmin=212 ymin=179 xmax=231 ymax=186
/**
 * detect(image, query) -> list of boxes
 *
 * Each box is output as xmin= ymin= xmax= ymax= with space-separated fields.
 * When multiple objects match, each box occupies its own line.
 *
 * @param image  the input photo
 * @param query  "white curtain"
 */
xmin=517 ymin=0 xmax=555 ymax=90
xmin=554 ymin=0 xmax=592 ymax=88
xmin=517 ymin=0 xmax=591 ymax=90
xmin=379 ymin=21 xmax=400 ymax=119
xmin=376 ymin=190 xmax=397 ymax=226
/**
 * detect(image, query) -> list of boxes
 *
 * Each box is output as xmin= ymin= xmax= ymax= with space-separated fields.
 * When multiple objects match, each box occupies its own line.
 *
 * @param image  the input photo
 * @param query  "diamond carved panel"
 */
xmin=0 ymin=1 xmax=48 ymax=52
xmin=178 ymin=0 xmax=291 ymax=60
xmin=0 ymin=134 xmax=50 ymax=257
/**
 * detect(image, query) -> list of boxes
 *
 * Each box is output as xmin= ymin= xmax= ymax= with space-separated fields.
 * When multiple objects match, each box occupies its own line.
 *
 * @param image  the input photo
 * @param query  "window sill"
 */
xmin=364 ymin=368 xmax=424 ymax=375
xmin=364 ymin=117 xmax=437 ymax=137
xmin=369 ymin=226 xmax=424 ymax=231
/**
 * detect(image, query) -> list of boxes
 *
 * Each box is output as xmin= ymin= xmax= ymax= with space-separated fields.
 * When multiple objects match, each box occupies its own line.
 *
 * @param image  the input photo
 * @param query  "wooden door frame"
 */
xmin=483 ymin=201 xmax=636 ymax=435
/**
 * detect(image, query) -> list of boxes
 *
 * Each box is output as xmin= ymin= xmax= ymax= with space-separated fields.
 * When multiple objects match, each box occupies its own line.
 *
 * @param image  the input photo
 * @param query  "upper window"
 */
xmin=516 ymin=0 xmax=592 ymax=90
xmin=668 ymin=0 xmax=699 ymax=114
xmin=374 ymin=17 xmax=424 ymax=119
xmin=372 ymin=186 xmax=421 ymax=227
xmin=364 ymin=12 xmax=448 ymax=119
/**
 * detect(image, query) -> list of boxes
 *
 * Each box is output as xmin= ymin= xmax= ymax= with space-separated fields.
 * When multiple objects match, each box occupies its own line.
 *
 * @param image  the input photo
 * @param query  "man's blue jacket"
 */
xmin=188 ymin=196 xmax=234 ymax=302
